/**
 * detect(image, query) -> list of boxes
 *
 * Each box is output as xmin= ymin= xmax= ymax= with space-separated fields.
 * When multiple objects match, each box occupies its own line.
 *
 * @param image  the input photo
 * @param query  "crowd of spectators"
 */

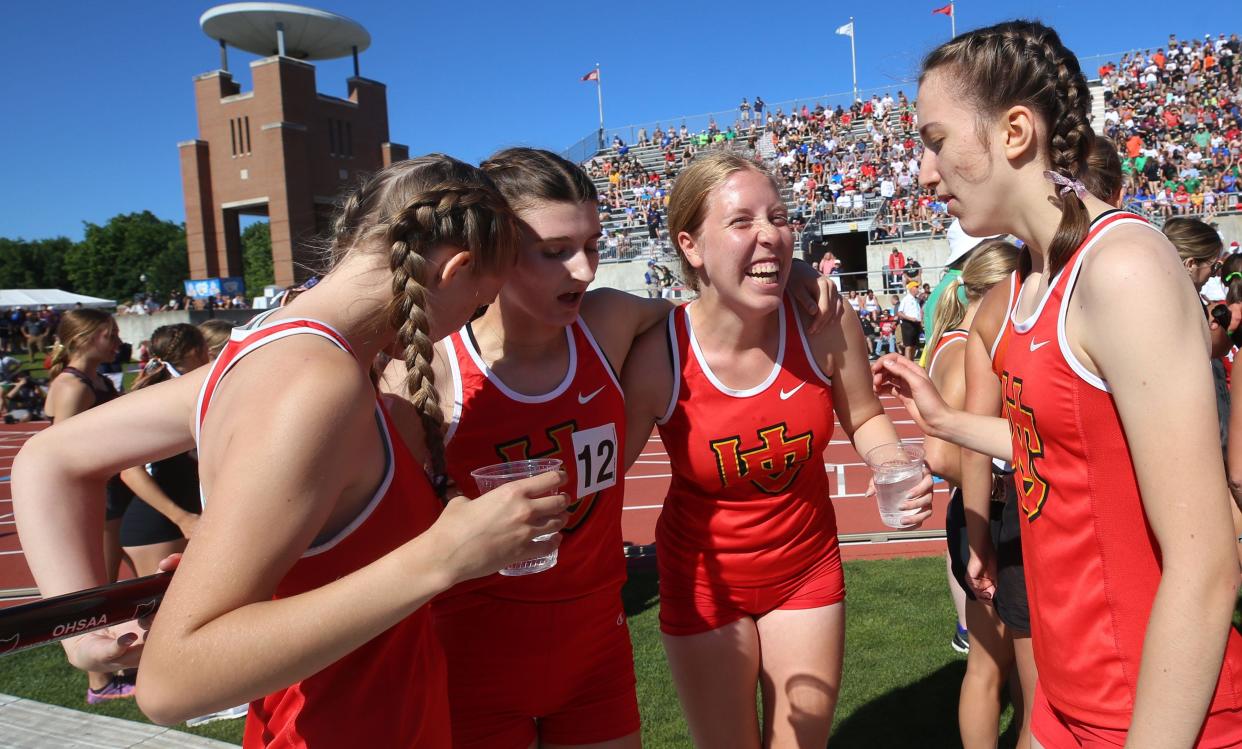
xmin=1098 ymin=33 xmax=1242 ymax=220
xmin=116 ymin=291 xmax=249 ymax=315
xmin=0 ymin=306 xmax=59 ymax=357
xmin=578 ymin=31 xmax=1242 ymax=263
xmin=582 ymin=88 xmax=949 ymax=257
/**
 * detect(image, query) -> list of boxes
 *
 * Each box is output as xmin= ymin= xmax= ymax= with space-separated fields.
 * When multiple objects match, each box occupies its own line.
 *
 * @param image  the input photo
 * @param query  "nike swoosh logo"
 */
xmin=578 ymin=386 xmax=606 ymax=405
xmin=779 ymin=382 xmax=806 ymax=400
xmin=1029 ymin=339 xmax=1051 ymax=352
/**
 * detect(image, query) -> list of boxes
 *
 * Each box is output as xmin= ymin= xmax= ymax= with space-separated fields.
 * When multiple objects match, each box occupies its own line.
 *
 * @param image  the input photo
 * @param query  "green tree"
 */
xmin=0 ymin=237 xmax=73 ymax=289
xmin=241 ymin=221 xmax=274 ymax=295
xmin=64 ymin=212 xmax=187 ymax=302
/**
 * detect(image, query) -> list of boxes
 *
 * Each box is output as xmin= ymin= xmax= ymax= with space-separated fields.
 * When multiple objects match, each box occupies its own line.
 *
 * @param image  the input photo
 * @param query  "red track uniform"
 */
xmin=437 ymin=317 xmax=638 ymax=748
xmin=197 ymin=316 xmax=450 ymax=749
xmin=993 ymin=211 xmax=1242 ymax=745
xmin=928 ymin=329 xmax=968 ymax=378
xmin=656 ymin=296 xmax=844 ymax=637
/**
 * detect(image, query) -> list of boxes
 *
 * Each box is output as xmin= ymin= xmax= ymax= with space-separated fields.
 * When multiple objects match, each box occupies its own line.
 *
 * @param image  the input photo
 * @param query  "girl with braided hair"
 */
xmin=381 ymin=147 xmax=836 ymax=749
xmin=873 ymin=19 xmax=1242 ymax=747
xmin=116 ymin=324 xmax=209 ymax=575
xmin=14 ymin=154 xmax=570 ymax=746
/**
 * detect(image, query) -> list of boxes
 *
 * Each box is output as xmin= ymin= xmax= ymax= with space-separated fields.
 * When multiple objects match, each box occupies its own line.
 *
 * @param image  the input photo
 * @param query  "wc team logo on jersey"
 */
xmin=1001 ymin=372 xmax=1050 ymax=521
xmin=709 ymin=423 xmax=814 ymax=494
xmin=495 ymin=419 xmax=617 ymax=531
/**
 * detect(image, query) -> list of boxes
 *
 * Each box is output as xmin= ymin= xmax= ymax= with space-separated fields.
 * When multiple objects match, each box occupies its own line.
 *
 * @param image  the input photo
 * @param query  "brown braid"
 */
xmin=327 ymin=156 xmax=520 ymax=485
xmin=132 ymin=324 xmax=206 ymax=390
xmin=921 ymin=20 xmax=1096 ymax=277
xmin=378 ymin=186 xmax=516 ymax=481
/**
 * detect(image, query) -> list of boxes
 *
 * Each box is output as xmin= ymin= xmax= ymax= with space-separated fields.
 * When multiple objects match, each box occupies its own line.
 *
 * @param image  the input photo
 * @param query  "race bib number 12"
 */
xmin=571 ymin=423 xmax=618 ymax=497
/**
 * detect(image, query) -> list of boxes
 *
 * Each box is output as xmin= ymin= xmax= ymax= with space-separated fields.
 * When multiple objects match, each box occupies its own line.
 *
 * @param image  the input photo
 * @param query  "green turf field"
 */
xmin=0 ymin=556 xmax=1017 ymax=747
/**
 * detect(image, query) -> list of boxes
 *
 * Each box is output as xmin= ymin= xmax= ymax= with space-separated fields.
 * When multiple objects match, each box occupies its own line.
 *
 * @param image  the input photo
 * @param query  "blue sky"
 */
xmin=0 ymin=1 xmax=1232 ymax=240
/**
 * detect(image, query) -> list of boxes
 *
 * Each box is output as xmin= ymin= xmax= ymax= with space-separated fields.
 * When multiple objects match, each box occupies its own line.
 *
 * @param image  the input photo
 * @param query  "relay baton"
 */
xmin=0 ymin=573 xmax=171 ymax=657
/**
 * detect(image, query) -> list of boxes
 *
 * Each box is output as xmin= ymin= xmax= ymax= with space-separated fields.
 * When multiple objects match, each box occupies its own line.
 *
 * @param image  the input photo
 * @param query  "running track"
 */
xmin=0 ymin=398 xmax=948 ymax=607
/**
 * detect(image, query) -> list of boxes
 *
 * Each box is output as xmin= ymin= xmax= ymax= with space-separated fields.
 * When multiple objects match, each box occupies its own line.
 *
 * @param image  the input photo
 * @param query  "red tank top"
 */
xmin=994 ymin=211 xmax=1242 ymax=725
xmin=197 ymin=315 xmax=450 ymax=749
xmin=656 ymin=296 xmax=838 ymax=587
xmin=440 ymin=316 xmax=627 ymax=603
xmin=927 ymin=328 xmax=968 ymax=379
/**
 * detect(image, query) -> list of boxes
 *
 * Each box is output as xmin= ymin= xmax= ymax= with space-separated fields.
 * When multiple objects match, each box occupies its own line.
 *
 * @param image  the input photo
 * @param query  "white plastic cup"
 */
xmin=864 ymin=444 xmax=925 ymax=528
xmin=470 ymin=458 xmax=562 ymax=576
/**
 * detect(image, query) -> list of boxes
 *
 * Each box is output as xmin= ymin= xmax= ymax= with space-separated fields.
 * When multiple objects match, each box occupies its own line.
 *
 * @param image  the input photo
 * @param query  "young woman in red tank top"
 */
xmin=379 ymin=148 xmax=837 ymax=749
xmin=921 ymin=241 xmax=1036 ymax=749
xmin=624 ymin=152 xmax=934 ymax=748
xmin=14 ymin=155 xmax=570 ymax=747
xmin=874 ymin=20 xmax=1242 ymax=748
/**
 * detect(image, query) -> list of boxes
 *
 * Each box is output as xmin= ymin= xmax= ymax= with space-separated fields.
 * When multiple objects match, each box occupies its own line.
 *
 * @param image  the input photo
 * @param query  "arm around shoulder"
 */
xmin=620 ymin=314 xmax=674 ymax=470
xmin=581 ymin=287 xmax=673 ymax=370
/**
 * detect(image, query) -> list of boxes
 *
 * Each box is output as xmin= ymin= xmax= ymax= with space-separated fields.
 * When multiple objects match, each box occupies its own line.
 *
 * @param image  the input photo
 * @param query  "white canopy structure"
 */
xmin=0 ymin=289 xmax=116 ymax=310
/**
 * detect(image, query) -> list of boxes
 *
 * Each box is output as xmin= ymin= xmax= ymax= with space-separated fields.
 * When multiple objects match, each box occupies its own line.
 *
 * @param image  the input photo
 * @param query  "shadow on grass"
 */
xmin=832 ymin=661 xmax=967 ymax=748
xmin=622 ymin=566 xmax=659 ymax=618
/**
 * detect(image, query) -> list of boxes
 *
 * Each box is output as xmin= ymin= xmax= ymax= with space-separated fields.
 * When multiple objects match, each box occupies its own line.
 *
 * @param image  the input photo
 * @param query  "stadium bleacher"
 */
xmin=574 ymin=32 xmax=1242 ymax=266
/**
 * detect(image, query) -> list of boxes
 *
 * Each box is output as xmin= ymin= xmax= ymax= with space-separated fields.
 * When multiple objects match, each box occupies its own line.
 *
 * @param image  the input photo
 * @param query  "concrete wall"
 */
xmin=588 ymin=214 xmax=1242 ymax=296
xmin=590 ymin=259 xmax=654 ymax=294
xmin=587 ymin=237 xmax=956 ymax=296
xmin=1217 ymin=214 xmax=1242 ymax=248
xmin=116 ymin=309 xmax=256 ymax=349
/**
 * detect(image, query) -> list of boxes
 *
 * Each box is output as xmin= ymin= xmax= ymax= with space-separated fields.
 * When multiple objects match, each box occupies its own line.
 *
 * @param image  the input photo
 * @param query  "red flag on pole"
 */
xmin=932 ymin=3 xmax=952 ymax=15
xmin=581 ymin=69 xmax=599 ymax=82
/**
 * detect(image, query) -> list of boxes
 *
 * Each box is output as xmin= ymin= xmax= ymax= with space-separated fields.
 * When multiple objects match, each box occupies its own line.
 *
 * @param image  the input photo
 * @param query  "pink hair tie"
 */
xmin=1043 ymin=170 xmax=1089 ymax=200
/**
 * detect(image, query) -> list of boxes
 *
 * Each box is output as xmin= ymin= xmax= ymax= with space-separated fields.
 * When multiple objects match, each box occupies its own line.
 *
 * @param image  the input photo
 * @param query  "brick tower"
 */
xmin=180 ymin=3 xmax=407 ymax=288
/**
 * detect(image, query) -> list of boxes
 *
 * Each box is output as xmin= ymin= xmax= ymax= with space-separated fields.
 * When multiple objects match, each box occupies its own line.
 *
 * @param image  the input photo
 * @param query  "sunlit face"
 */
xmin=498 ymin=200 xmax=601 ymax=329
xmin=916 ymin=70 xmax=1017 ymax=238
xmin=91 ymin=322 xmax=121 ymax=361
xmin=683 ymin=169 xmax=792 ymax=313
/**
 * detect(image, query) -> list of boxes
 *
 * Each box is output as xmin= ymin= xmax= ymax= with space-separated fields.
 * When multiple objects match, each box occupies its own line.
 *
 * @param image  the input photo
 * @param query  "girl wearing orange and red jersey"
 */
xmin=874 ymin=20 xmax=1242 ymax=747
xmin=623 ymin=151 xmax=933 ymax=749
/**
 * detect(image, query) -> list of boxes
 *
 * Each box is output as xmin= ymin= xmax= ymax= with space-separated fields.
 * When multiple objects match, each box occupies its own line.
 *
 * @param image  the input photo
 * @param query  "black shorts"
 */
xmin=945 ymin=481 xmax=1030 ymax=633
xmin=120 ymin=496 xmax=194 ymax=547
xmin=104 ymin=476 xmax=134 ymax=521
xmin=118 ymin=454 xmax=201 ymax=546
xmin=993 ymin=484 xmax=1029 ymax=633
xmin=900 ymin=320 xmax=921 ymax=347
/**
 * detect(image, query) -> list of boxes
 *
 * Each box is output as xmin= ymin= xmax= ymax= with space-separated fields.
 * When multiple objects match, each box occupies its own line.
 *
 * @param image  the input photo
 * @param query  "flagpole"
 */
xmin=594 ymin=64 xmax=605 ymax=149
xmin=950 ymin=2 xmax=956 ymax=38
xmin=849 ymin=17 xmax=857 ymax=102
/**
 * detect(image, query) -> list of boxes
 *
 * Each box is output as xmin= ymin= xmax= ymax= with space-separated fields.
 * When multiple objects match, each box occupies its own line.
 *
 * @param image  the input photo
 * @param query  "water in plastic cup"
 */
xmin=864 ymin=444 xmax=925 ymax=528
xmin=470 ymin=458 xmax=563 ymax=576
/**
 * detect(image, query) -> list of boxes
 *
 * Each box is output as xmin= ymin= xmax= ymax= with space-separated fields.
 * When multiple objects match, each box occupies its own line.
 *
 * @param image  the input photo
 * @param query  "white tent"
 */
xmin=0 ymin=289 xmax=115 ymax=310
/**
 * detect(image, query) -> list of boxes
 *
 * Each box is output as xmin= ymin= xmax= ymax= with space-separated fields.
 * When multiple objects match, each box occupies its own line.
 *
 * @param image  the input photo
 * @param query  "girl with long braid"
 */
xmin=874 ymin=21 xmax=1242 ymax=746
xmin=14 ymin=155 xmax=570 ymax=746
xmin=117 ymin=324 xmax=210 ymax=576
